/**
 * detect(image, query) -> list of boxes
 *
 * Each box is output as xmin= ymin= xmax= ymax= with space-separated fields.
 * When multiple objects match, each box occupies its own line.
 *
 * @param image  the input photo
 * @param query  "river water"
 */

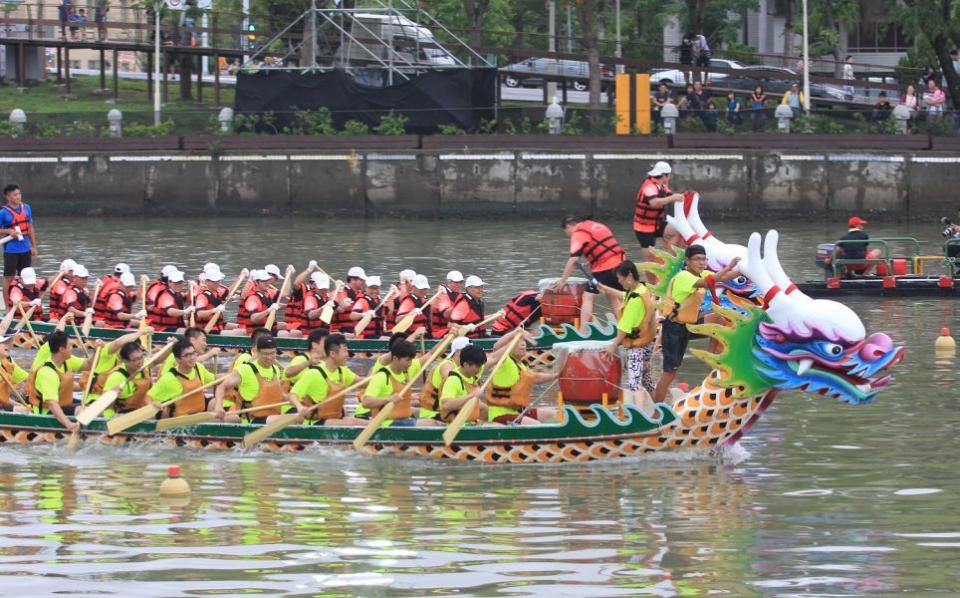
xmin=0 ymin=217 xmax=957 ymax=596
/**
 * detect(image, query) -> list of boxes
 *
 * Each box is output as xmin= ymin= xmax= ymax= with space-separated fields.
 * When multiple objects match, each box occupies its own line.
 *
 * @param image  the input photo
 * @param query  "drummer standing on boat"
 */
xmin=633 ymin=162 xmax=685 ymax=266
xmin=552 ymin=216 xmax=626 ymax=332
xmin=1 ymin=184 xmax=39 ymax=308
xmin=653 ymin=245 xmax=740 ymax=404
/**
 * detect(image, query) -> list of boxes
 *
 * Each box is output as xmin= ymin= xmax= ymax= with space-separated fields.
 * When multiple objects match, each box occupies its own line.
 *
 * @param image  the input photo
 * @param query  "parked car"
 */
xmin=716 ymin=65 xmax=846 ymax=100
xmin=501 ymin=58 xmax=612 ymax=91
xmin=650 ymin=58 xmax=746 ymax=84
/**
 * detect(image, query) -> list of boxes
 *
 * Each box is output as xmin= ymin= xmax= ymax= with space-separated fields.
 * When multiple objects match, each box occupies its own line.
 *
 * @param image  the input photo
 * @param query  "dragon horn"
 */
xmin=687 ymin=193 xmax=712 ymax=238
xmin=763 ymin=229 xmax=812 ymax=302
xmin=666 ymin=201 xmax=700 ymax=245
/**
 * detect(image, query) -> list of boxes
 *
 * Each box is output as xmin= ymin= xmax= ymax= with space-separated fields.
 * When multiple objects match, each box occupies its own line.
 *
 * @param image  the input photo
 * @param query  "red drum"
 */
xmin=553 ymin=341 xmax=621 ymax=403
xmin=875 ymin=258 xmax=907 ymax=276
xmin=538 ymin=277 xmax=587 ymax=325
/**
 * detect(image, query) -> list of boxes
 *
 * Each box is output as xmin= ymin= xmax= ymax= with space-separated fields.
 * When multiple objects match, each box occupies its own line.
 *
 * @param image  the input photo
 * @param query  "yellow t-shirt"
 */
xmin=236 ymin=360 xmax=282 ymax=403
xmin=283 ymin=353 xmax=309 ymax=384
xmin=356 ymin=366 xmax=409 ymax=420
xmin=148 ymin=366 xmax=214 ymax=403
xmin=287 ymin=363 xmax=357 ymax=412
xmin=488 ymin=357 xmax=526 ymax=421
xmin=33 ymin=362 xmax=71 ymax=412
xmin=30 ymin=342 xmax=84 ymax=373
xmin=669 ymin=270 xmax=708 ymax=304
xmin=617 ymin=286 xmax=650 ymax=335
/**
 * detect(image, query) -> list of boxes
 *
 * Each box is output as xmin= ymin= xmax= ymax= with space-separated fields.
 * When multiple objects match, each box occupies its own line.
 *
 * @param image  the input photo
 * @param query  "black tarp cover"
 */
xmin=235 ymin=68 xmax=497 ymax=133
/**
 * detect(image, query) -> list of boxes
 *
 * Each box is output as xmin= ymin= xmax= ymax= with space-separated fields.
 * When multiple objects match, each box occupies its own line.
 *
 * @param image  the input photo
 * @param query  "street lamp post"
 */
xmin=615 ymin=0 xmax=622 ymax=73
xmin=154 ymin=0 xmax=161 ymax=126
xmin=801 ymin=0 xmax=810 ymax=112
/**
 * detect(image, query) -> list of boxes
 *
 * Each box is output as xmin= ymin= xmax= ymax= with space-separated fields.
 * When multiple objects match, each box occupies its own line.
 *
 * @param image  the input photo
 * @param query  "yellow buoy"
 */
xmin=935 ymin=327 xmax=956 ymax=354
xmin=159 ymin=465 xmax=191 ymax=497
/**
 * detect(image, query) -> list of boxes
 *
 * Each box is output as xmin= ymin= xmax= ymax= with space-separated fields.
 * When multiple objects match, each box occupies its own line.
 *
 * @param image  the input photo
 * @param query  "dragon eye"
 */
xmin=824 ymin=343 xmax=844 ymax=356
xmin=734 ymin=276 xmax=747 ymax=285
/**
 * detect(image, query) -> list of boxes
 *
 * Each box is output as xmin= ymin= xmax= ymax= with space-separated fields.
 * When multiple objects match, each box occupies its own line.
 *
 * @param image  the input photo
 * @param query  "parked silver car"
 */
xmin=501 ymin=58 xmax=613 ymax=91
xmin=650 ymin=58 xmax=746 ymax=84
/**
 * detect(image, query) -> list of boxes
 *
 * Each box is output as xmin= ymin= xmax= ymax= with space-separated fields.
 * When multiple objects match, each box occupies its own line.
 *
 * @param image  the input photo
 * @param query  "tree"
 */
xmin=893 ymin=0 xmax=960 ymax=109
xmin=463 ymin=0 xmax=491 ymax=50
xmin=575 ymin=0 xmax=608 ymax=111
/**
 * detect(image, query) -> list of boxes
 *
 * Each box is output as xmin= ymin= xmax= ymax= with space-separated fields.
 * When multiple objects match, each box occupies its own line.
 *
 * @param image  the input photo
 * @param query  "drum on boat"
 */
xmin=538 ymin=277 xmax=587 ymax=326
xmin=552 ymin=340 xmax=621 ymax=403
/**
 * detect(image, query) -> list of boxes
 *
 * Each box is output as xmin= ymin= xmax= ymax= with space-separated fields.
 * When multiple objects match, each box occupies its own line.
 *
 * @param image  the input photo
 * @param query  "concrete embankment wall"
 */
xmin=1 ymin=147 xmax=958 ymax=219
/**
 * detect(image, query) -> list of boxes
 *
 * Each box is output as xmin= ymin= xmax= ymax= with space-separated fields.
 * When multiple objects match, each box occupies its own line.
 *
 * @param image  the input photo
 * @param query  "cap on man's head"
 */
xmin=202 ymin=263 xmax=225 ymax=281
xmin=648 ymin=160 xmax=672 ymax=177
xmin=848 ymin=216 xmax=868 ymax=227
xmin=251 ymin=269 xmax=272 ymax=282
xmin=347 ymin=266 xmax=367 ymax=281
xmin=59 ymin=259 xmax=77 ymax=273
xmin=73 ymin=265 xmax=90 ymax=278
xmin=167 ymin=270 xmax=186 ymax=283
xmin=310 ymin=272 xmax=331 ymax=289
xmin=446 ymin=270 xmax=464 ymax=282
xmin=161 ymin=265 xmax=179 ymax=278
xmin=114 ymin=263 xmax=131 ymax=275
xmin=20 ymin=267 xmax=37 ymax=285
xmin=684 ymin=245 xmax=707 ymax=259
xmin=412 ymin=274 xmax=430 ymax=290
xmin=366 ymin=275 xmax=381 ymax=287
xmin=120 ymin=272 xmax=136 ymax=287
xmin=446 ymin=336 xmax=471 ymax=358
xmin=399 ymin=269 xmax=417 ymax=282
xmin=264 ymin=264 xmax=281 ymax=279
xmin=465 ymin=275 xmax=484 ymax=288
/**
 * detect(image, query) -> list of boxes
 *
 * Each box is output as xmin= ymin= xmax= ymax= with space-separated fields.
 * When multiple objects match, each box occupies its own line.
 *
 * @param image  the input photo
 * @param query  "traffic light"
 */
xmin=247 ymin=23 xmax=256 ymax=42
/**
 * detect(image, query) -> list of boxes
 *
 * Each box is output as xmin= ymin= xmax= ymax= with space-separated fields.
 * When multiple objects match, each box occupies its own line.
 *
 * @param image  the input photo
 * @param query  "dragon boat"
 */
xmin=0 ymin=229 xmax=903 ymax=464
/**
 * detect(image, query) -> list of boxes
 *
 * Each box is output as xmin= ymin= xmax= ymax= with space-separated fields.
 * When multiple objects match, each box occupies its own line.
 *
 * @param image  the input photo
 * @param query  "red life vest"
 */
xmin=450 ymin=294 xmax=485 ymax=338
xmin=194 ymin=285 xmax=227 ymax=333
xmin=633 ymin=177 xmax=672 ymax=233
xmin=9 ymin=279 xmax=47 ymax=321
xmin=283 ymin=284 xmax=307 ymax=331
xmin=331 ymin=287 xmax=359 ymax=333
xmin=3 ymin=205 xmax=31 ymax=238
xmin=492 ymin=290 xmax=541 ymax=334
xmin=62 ymin=285 xmax=91 ymax=314
xmin=396 ymin=294 xmax=432 ymax=337
xmin=352 ymin=293 xmax=385 ymax=338
xmin=101 ymin=289 xmax=133 ymax=329
xmin=148 ymin=287 xmax=184 ymax=330
xmin=301 ymin=288 xmax=330 ymax=332
xmin=94 ymin=277 xmax=122 ymax=321
xmin=146 ymin=279 xmax=166 ymax=307
xmin=48 ymin=276 xmax=71 ymax=320
xmin=237 ymin=290 xmax=268 ymax=333
xmin=573 ymin=220 xmax=625 ymax=272
xmin=431 ymin=288 xmax=460 ymax=338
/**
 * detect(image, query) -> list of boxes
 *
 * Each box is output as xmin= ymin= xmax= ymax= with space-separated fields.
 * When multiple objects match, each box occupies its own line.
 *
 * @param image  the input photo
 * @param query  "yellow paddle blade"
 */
xmin=443 ymin=396 xmax=479 ymax=447
xmin=319 ymin=302 xmax=335 ymax=325
xmin=354 ymin=313 xmax=373 ymax=336
xmin=353 ymin=402 xmax=394 ymax=451
xmin=76 ymin=389 xmax=120 ymax=426
xmin=242 ymin=412 xmax=301 ymax=449
xmin=66 ymin=429 xmax=80 ymax=452
xmin=391 ymin=312 xmax=415 ymax=334
xmin=155 ymin=411 xmax=216 ymax=431
xmin=106 ymin=404 xmax=159 ymax=436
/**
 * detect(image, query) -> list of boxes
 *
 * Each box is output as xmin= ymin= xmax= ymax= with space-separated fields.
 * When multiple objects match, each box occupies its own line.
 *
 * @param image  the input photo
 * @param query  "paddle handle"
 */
xmin=354 ymin=288 xmax=396 ymax=336
xmin=15 ymin=304 xmax=41 ymax=349
xmin=188 ymin=281 xmax=197 ymax=328
xmin=0 ymin=362 xmax=29 ymax=407
xmin=81 ymin=346 xmax=102 ymax=404
xmin=161 ymin=374 xmax=229 ymax=408
xmin=353 ymin=401 xmax=395 ymax=450
xmin=39 ymin=271 xmax=63 ymax=301
xmin=139 ymin=275 xmax=150 ymax=349
xmin=204 ymin=269 xmax=248 ymax=333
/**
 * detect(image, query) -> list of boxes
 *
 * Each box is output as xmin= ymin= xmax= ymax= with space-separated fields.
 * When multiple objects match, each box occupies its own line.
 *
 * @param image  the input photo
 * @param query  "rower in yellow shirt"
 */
xmin=286 ymin=333 xmax=360 ymax=425
xmin=147 ymin=338 xmax=215 ymax=418
xmin=0 ymin=334 xmax=31 ymax=413
xmin=357 ymin=339 xmax=439 ymax=427
xmin=27 ymin=331 xmax=81 ymax=431
xmin=438 ymin=345 xmax=487 ymax=424
xmin=213 ymin=336 xmax=286 ymax=424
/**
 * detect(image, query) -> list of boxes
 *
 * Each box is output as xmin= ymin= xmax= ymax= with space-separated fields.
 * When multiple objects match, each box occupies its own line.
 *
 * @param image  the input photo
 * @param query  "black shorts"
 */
xmin=586 ymin=267 xmax=623 ymax=294
xmin=635 ymin=221 xmax=667 ymax=248
xmin=661 ymin=319 xmax=692 ymax=373
xmin=3 ymin=251 xmax=31 ymax=277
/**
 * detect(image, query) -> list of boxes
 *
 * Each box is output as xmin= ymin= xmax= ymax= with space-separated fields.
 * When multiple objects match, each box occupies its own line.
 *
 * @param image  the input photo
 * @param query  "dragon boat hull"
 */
xmin=796 ymin=276 xmax=960 ymax=297
xmin=0 ymin=406 xmax=682 ymax=464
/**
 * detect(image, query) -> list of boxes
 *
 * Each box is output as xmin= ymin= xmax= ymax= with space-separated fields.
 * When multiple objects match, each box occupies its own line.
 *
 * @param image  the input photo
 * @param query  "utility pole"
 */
xmin=154 ymin=0 xmax=161 ymax=125
xmin=802 ymin=0 xmax=810 ymax=112
xmin=615 ymin=0 xmax=622 ymax=73
xmin=547 ymin=0 xmax=556 ymax=102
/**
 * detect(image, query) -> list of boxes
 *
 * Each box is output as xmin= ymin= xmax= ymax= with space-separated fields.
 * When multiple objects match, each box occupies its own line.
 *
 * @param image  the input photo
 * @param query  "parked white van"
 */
xmin=333 ymin=13 xmax=456 ymax=68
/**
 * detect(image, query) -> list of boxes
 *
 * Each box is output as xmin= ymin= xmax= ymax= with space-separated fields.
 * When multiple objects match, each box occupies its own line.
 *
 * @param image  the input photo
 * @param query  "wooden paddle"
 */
xmin=319 ymin=281 xmax=344 ymax=325
xmin=264 ymin=266 xmax=293 ymax=331
xmin=443 ymin=330 xmax=525 ymax=447
xmin=69 ymin=320 xmax=91 ymax=359
xmin=243 ymin=372 xmax=375 ymax=449
xmin=68 ymin=345 xmax=103 ymax=450
xmin=83 ymin=279 xmax=102 ymax=338
xmin=138 ymin=275 xmax=150 ymax=349
xmin=0 ymin=362 xmax=30 ymax=409
xmin=0 ymin=304 xmax=18 ymax=337
xmin=392 ymin=289 xmax=443 ymax=334
xmin=106 ymin=374 xmax=227 ymax=436
xmin=187 ymin=281 xmax=197 ymax=328
xmin=353 ymin=333 xmax=456 ymax=451
xmin=76 ymin=340 xmax=175 ymax=426
xmin=204 ymin=269 xmax=248 ymax=333
xmin=449 ymin=309 xmax=505 ymax=337
xmin=156 ymin=398 xmax=290 ymax=431
xmin=14 ymin=304 xmax=41 ymax=349
xmin=41 ymin=271 xmax=63 ymax=300
xmin=354 ymin=287 xmax=396 ymax=337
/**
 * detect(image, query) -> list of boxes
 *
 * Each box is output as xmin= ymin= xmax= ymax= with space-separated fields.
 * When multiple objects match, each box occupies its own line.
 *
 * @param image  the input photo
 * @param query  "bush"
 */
xmin=287 ymin=107 xmax=336 ymax=136
xmin=374 ymin=111 xmax=409 ymax=135
xmin=124 ymin=120 xmax=174 ymax=137
xmin=678 ymin=115 xmax=707 ymax=132
xmin=69 ymin=120 xmax=98 ymax=137
xmin=342 ymin=119 xmax=371 ymax=136
xmin=437 ymin=123 xmax=465 ymax=135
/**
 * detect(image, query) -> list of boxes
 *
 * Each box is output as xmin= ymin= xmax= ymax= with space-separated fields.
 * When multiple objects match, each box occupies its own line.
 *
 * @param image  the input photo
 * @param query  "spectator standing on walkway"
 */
xmin=678 ymin=34 xmax=693 ymax=84
xmin=781 ymin=83 xmax=805 ymax=118
xmin=58 ymin=0 xmax=72 ymax=39
xmin=924 ymin=79 xmax=946 ymax=123
xmin=750 ymin=85 xmax=768 ymax=131
xmin=691 ymin=33 xmax=712 ymax=83
xmin=0 ymin=184 xmax=38 ymax=308
xmin=686 ymin=80 xmax=715 ymax=131
xmin=725 ymin=91 xmax=742 ymax=125
xmin=843 ymin=55 xmax=856 ymax=100
xmin=95 ymin=0 xmax=109 ymax=42
xmin=871 ymin=92 xmax=892 ymax=124
xmin=652 ymin=83 xmax=672 ymax=124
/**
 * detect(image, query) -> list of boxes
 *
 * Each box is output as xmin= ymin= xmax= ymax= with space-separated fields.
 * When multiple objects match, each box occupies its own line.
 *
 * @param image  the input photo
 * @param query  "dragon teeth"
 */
xmin=796 ymin=358 xmax=814 ymax=376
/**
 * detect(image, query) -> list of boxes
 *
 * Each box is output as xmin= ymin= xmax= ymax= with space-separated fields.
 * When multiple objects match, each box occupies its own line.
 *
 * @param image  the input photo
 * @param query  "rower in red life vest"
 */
xmin=634 ymin=161 xmax=686 ymax=269
xmin=551 ymin=215 xmax=627 ymax=332
xmin=301 ymin=272 xmax=334 ymax=334
xmin=48 ymin=259 xmax=76 ymax=322
xmin=232 ymin=269 xmax=289 ymax=335
xmin=385 ymin=269 xmax=416 ymax=331
xmin=449 ymin=275 xmax=486 ymax=338
xmin=8 ymin=267 xmax=48 ymax=321
xmin=350 ymin=275 xmax=387 ymax=338
xmin=97 ymin=272 xmax=146 ymax=329
xmin=394 ymin=274 xmax=433 ymax=337
xmin=283 ymin=260 xmax=320 ymax=336
xmin=492 ymin=290 xmax=542 ymax=334
xmin=194 ymin=262 xmax=235 ymax=334
xmin=61 ymin=264 xmax=94 ymax=322
xmin=432 ymin=270 xmax=463 ymax=338
xmin=146 ymin=265 xmax=179 ymax=308
xmin=330 ymin=266 xmax=365 ymax=333
xmin=93 ymin=263 xmax=130 ymax=323
xmin=147 ymin=269 xmax=191 ymax=332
